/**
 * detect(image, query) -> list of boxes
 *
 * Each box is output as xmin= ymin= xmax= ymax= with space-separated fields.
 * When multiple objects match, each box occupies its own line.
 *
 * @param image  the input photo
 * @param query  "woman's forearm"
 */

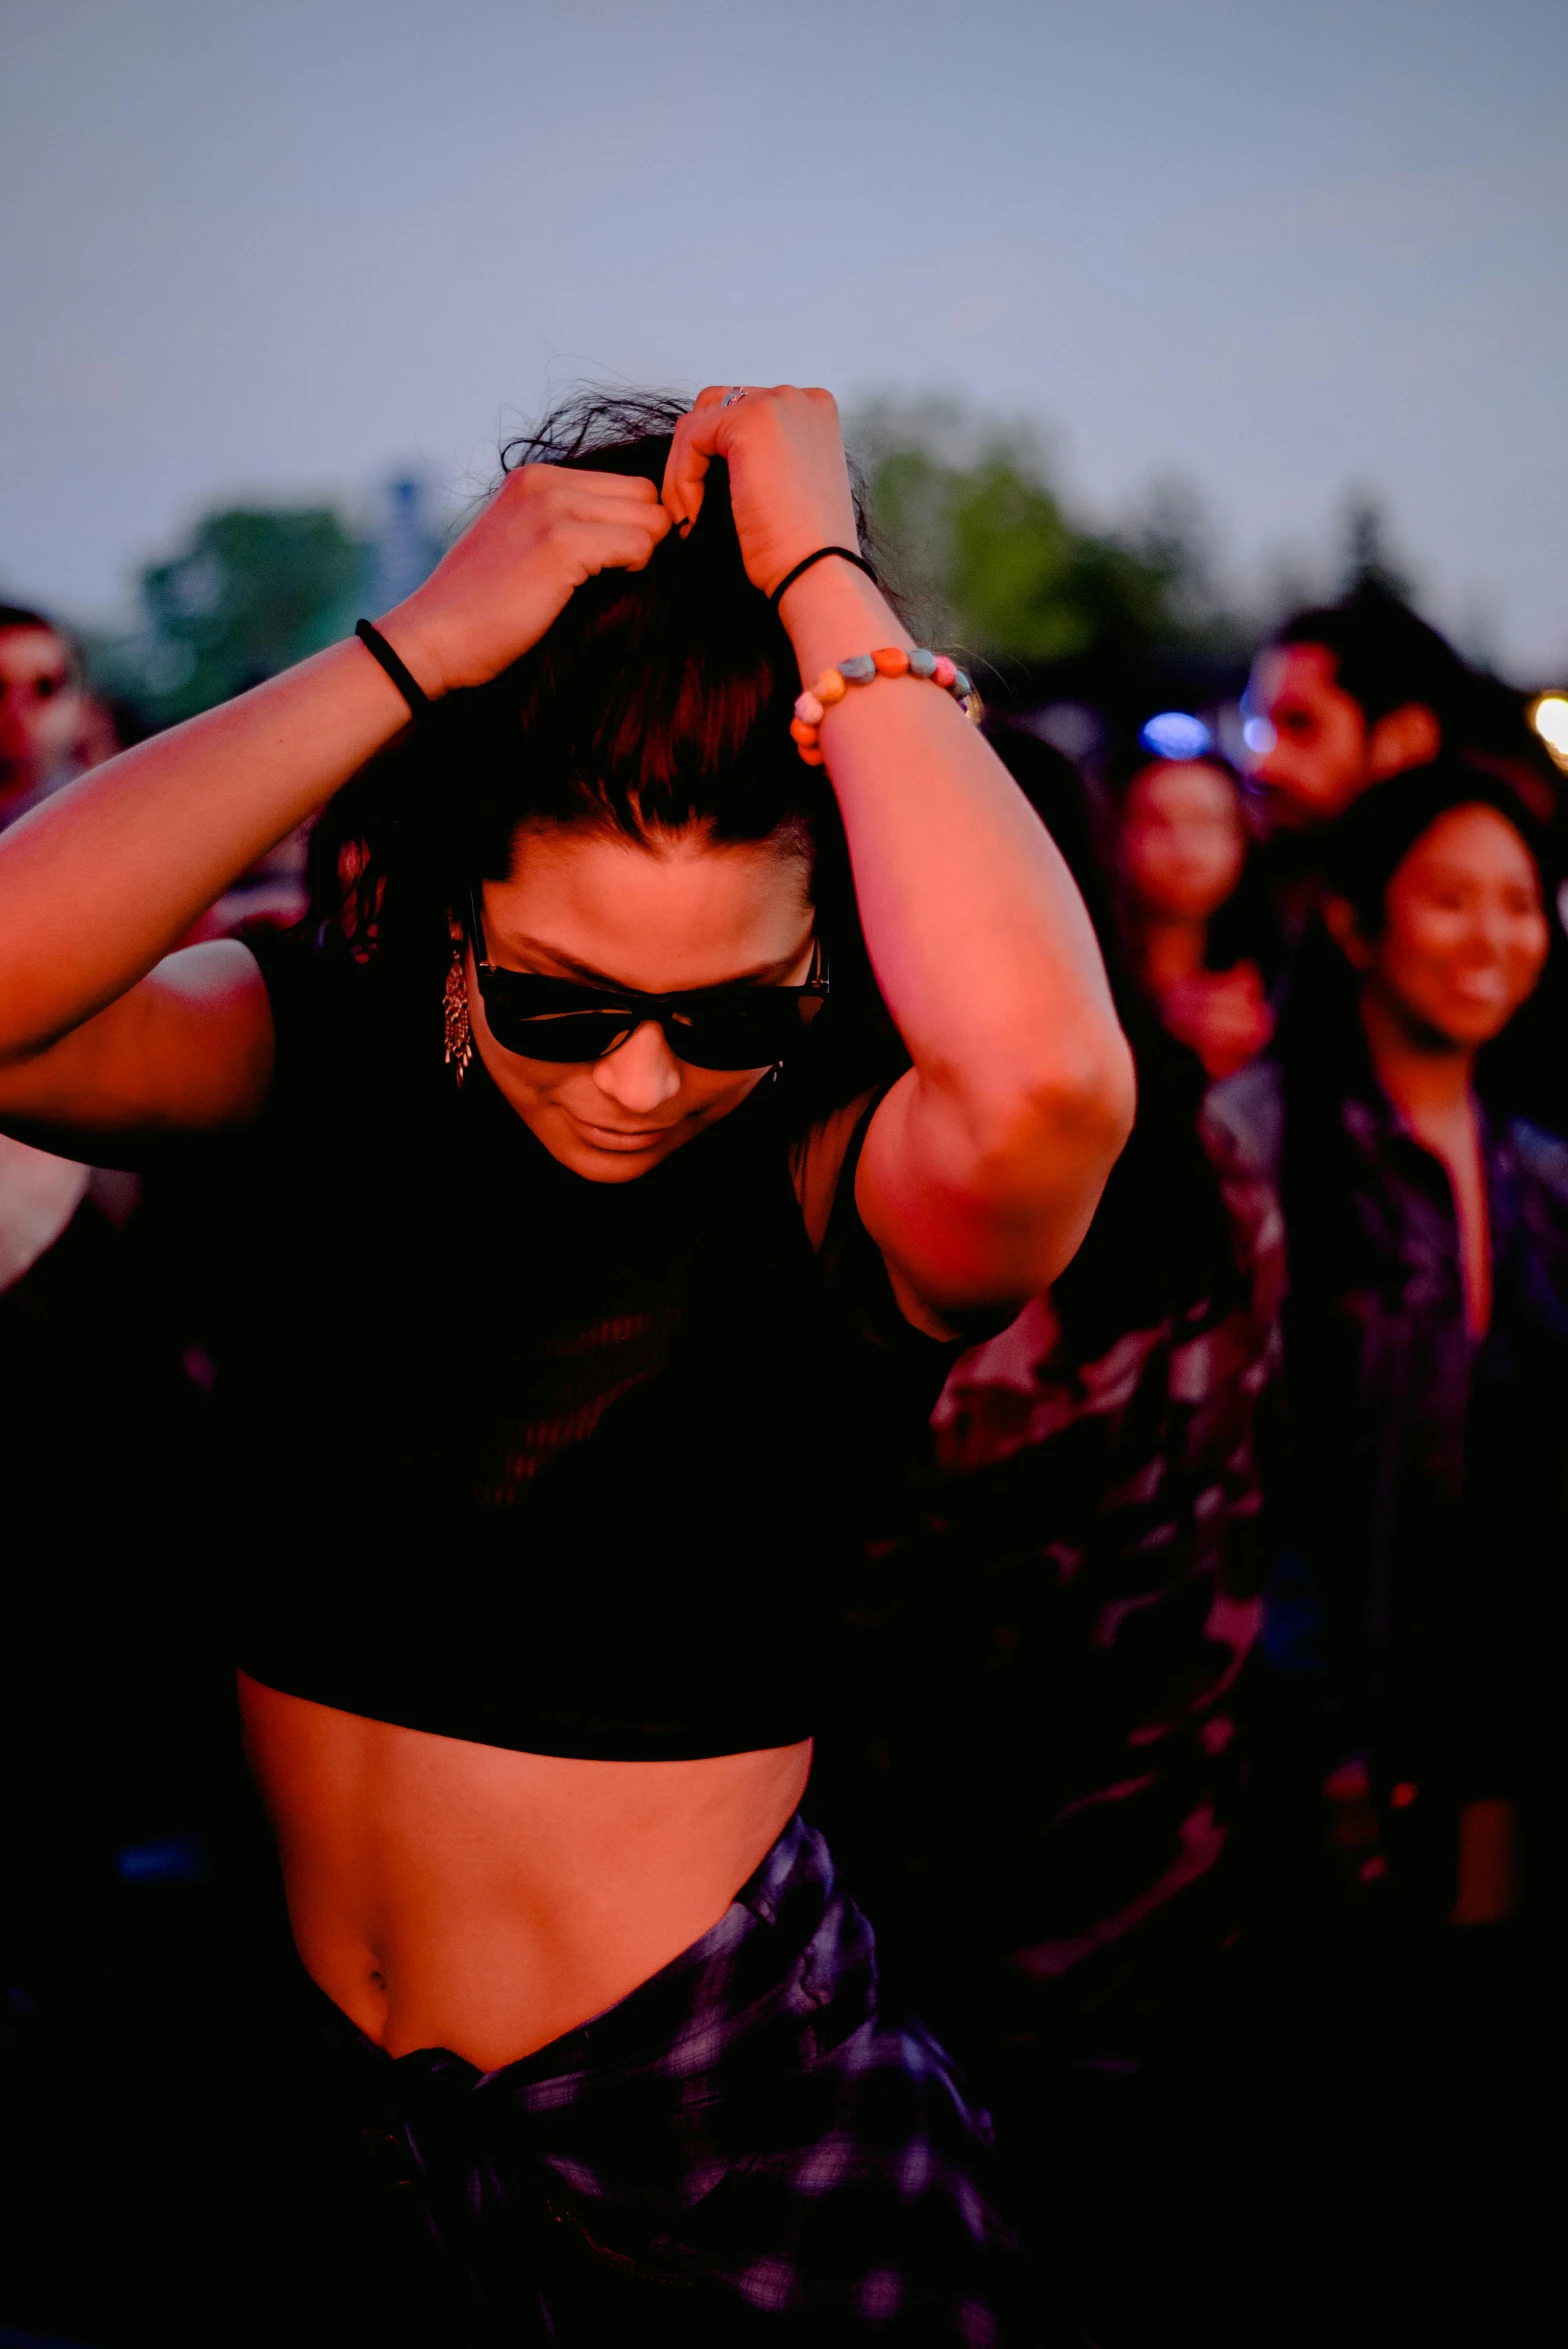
xmin=783 ymin=563 xmax=1132 ymax=1149
xmin=0 ymin=458 xmax=673 ymax=1065
xmin=0 ymin=638 xmax=409 ymax=1059
xmin=658 ymin=384 xmax=1131 ymax=1299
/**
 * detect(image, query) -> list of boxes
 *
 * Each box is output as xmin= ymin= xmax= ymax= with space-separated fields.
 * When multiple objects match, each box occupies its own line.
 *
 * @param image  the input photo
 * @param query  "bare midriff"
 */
xmin=238 ymin=1672 xmax=813 ymax=2072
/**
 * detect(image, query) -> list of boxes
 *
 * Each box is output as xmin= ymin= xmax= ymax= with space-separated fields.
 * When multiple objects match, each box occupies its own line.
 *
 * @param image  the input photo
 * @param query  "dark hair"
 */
xmin=1271 ymin=581 xmax=1472 ymax=738
xmin=1320 ymin=758 xmax=1546 ymax=941
xmin=1105 ymin=742 xmax=1245 ymax=803
xmin=1105 ymin=745 xmax=1282 ymax=986
xmin=1277 ymin=760 xmax=1551 ymax=1217
xmin=0 ymin=605 xmax=79 ymax=682
xmin=306 ymin=391 xmax=898 ymax=1108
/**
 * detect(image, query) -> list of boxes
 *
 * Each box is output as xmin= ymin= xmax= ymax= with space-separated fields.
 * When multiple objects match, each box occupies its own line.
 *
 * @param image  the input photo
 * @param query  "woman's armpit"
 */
xmin=790 ymin=1088 xmax=878 ymax=1253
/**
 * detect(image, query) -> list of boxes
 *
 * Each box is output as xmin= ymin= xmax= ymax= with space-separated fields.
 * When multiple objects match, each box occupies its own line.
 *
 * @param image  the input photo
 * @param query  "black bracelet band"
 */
xmin=767 ymin=546 xmax=879 ymax=611
xmin=355 ymin=618 xmax=433 ymax=717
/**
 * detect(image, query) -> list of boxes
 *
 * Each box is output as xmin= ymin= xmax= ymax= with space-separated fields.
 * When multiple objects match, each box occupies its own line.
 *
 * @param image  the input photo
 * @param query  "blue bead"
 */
xmin=838 ymin=654 xmax=877 ymax=684
xmin=952 ymin=668 xmax=972 ymax=697
xmin=907 ymin=647 xmax=937 ymax=677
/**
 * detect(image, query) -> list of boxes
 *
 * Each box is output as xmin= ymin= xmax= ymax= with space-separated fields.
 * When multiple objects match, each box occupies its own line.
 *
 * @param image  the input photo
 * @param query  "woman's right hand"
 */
xmin=1159 ymin=961 xmax=1275 ymax=1081
xmin=377 ymin=464 xmax=673 ymax=697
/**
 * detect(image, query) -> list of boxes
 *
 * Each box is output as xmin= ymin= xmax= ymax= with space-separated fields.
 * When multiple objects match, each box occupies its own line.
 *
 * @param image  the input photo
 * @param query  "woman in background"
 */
xmin=1114 ymin=747 xmax=1277 ymax=1080
xmin=1206 ymin=761 xmax=1568 ymax=1929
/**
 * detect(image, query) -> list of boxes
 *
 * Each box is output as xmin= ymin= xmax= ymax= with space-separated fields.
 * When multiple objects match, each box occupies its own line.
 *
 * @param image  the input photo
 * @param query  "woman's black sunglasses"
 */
xmin=466 ymin=888 xmax=830 ymax=1071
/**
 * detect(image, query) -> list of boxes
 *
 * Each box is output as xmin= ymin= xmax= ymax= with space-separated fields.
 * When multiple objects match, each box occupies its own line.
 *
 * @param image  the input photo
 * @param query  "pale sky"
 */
xmin=3 ymin=0 xmax=1565 ymax=674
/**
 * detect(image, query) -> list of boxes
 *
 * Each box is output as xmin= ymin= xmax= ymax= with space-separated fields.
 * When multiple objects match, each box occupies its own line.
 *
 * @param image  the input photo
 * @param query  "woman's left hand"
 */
xmin=1159 ymin=961 xmax=1275 ymax=1081
xmin=671 ymin=388 xmax=1134 ymax=1331
xmin=662 ymin=386 xmax=861 ymax=599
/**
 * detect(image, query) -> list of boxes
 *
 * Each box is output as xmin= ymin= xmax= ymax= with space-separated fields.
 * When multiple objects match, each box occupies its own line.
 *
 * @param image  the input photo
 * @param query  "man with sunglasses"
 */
xmin=0 ymin=603 xmax=138 ymax=1301
xmin=0 ymin=603 xmax=120 ymax=829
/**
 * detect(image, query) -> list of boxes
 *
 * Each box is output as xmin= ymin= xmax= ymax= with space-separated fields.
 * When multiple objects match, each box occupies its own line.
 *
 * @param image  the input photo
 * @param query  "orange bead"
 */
xmin=872 ymin=646 xmax=910 ymax=676
xmin=814 ymin=667 xmax=848 ymax=705
xmin=789 ymin=717 xmax=820 ymax=747
xmin=796 ymin=742 xmax=826 ymax=766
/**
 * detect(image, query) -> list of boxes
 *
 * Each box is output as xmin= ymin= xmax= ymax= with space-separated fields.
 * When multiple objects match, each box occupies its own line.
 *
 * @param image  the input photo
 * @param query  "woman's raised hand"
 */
xmin=662 ymin=387 xmax=861 ymax=600
xmin=379 ymin=464 xmax=673 ymax=697
xmin=381 ymin=390 xmax=855 ymax=695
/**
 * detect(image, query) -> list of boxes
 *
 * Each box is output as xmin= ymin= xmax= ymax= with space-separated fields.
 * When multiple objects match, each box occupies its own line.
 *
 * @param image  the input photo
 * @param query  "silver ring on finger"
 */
xmin=720 ymin=386 xmax=748 ymax=407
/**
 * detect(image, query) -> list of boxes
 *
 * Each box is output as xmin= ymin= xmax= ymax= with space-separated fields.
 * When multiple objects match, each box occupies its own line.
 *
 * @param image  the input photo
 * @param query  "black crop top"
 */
xmin=221 ymin=933 xmax=959 ymax=1761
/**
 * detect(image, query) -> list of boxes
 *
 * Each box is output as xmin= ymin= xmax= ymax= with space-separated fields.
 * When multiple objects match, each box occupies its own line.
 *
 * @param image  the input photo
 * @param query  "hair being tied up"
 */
xmin=485 ymin=394 xmax=821 ymax=845
xmin=305 ymin=390 xmax=896 ymax=1099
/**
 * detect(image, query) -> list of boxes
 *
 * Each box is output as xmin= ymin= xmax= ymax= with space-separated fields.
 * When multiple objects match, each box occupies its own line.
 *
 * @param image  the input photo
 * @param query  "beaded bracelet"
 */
xmin=789 ymin=647 xmax=973 ymax=765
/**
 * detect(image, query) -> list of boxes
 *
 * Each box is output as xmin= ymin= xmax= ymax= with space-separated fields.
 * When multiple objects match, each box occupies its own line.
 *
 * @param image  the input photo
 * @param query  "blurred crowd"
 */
xmin=1 ymin=573 xmax=1563 ymax=2346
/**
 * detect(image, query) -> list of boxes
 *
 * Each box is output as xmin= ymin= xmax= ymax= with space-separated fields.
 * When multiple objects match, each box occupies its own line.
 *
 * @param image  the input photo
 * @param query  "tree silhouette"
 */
xmin=1337 ymin=494 xmax=1413 ymax=603
xmin=849 ymin=397 xmax=1241 ymax=675
xmin=134 ymin=505 xmax=367 ymax=723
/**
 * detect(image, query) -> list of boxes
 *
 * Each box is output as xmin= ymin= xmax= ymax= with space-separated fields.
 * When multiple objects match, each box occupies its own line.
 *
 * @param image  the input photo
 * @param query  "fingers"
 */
xmin=486 ymin=466 xmax=672 ymax=596
xmin=664 ymin=387 xmax=777 ymax=530
xmin=559 ymin=468 xmax=663 ymax=502
xmin=551 ymin=481 xmax=668 ymax=530
xmin=573 ymin=514 xmax=673 ymax=578
xmin=663 ymin=400 xmax=730 ymax=535
xmin=502 ymin=464 xmax=662 ymax=512
xmin=663 ymin=385 xmax=844 ymax=540
xmin=568 ymin=503 xmax=673 ymax=573
xmin=498 ymin=464 xmax=672 ymax=565
xmin=689 ymin=383 xmax=766 ymax=411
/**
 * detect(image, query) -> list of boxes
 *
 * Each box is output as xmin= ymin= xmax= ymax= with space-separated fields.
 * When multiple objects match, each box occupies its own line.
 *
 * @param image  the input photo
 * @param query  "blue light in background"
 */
xmin=1139 ymin=711 xmax=1213 ymax=761
xmin=0 ymin=2329 xmax=103 ymax=2349
xmin=113 ymin=1833 xmax=210 ymax=1885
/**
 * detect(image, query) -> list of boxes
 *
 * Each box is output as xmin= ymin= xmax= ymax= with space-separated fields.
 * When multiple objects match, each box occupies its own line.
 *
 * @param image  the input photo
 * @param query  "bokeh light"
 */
xmin=1140 ymin=711 xmax=1213 ymax=761
xmin=1529 ymin=692 xmax=1568 ymax=772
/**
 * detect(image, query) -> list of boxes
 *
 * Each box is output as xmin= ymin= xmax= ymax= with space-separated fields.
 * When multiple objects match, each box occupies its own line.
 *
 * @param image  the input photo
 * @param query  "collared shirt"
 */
xmin=815 ymin=1093 xmax=1280 ymax=2014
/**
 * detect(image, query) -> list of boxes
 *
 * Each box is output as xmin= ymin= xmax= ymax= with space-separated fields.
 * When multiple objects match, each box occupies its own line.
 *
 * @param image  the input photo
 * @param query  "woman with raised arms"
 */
xmin=0 ymin=387 xmax=1134 ymax=2343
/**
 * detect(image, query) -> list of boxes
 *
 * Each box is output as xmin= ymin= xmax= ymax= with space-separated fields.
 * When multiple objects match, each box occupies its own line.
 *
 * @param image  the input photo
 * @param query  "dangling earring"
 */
xmin=443 ymin=920 xmax=473 ymax=1087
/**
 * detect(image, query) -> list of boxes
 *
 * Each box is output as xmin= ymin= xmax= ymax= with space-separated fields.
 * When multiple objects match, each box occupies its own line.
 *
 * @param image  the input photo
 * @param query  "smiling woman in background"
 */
xmin=1206 ymin=762 xmax=1568 ymax=1933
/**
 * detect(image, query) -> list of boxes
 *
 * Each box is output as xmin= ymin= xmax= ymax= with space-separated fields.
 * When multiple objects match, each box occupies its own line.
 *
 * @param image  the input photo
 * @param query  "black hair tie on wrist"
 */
xmin=355 ymin=618 xmax=433 ymax=718
xmin=767 ymin=547 xmax=879 ymax=611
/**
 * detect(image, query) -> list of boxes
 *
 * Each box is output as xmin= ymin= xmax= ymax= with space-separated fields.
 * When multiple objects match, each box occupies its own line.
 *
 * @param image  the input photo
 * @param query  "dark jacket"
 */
xmin=1206 ymin=1054 xmax=1568 ymax=1799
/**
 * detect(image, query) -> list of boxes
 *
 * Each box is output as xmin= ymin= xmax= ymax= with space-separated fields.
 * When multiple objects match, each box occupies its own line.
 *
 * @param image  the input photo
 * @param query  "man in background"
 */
xmin=1243 ymin=582 xmax=1471 ymax=833
xmin=1 ymin=605 xmax=219 ymax=2138
xmin=0 ymin=603 xmax=133 ymax=1305
xmin=0 ymin=603 xmax=120 ymax=828
xmin=1245 ymin=581 xmax=1565 ymax=1132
